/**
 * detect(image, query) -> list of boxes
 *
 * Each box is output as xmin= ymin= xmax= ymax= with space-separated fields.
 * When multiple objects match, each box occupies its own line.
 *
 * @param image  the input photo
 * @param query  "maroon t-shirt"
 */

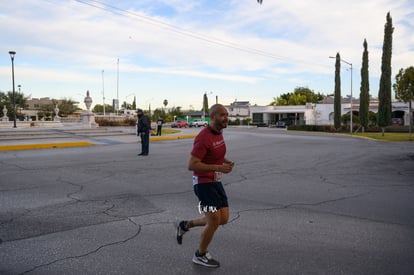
xmin=191 ymin=126 xmax=226 ymax=184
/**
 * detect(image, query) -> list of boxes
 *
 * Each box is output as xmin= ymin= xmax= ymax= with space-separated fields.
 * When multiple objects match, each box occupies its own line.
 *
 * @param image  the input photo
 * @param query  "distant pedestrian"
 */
xmin=156 ymin=117 xmax=163 ymax=136
xmin=136 ymin=109 xmax=151 ymax=156
xmin=176 ymin=104 xmax=235 ymax=268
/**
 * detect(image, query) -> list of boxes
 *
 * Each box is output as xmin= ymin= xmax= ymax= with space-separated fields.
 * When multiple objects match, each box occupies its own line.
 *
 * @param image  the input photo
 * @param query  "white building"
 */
xmin=240 ymin=98 xmax=413 ymax=126
xmin=224 ymin=101 xmax=251 ymax=121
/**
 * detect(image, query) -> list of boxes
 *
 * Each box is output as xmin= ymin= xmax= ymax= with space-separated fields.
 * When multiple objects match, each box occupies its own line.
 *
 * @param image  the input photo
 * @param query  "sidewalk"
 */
xmin=0 ymin=126 xmax=198 ymax=151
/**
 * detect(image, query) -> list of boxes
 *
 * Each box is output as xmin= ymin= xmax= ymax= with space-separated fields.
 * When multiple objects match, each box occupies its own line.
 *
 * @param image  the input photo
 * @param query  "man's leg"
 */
xmin=176 ymin=216 xmax=205 ymax=245
xmin=190 ymin=207 xmax=228 ymax=267
xmin=176 ymin=207 xmax=228 ymax=245
xmin=198 ymin=207 xmax=229 ymax=254
xmin=143 ymin=133 xmax=149 ymax=154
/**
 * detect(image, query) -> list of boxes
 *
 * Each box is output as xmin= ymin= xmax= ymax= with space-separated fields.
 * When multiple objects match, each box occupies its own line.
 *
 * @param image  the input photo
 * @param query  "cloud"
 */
xmin=0 ymin=0 xmax=413 ymax=109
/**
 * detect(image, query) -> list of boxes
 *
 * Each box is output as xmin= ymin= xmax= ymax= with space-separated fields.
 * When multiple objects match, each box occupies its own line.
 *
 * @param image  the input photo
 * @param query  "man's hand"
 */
xmin=220 ymin=161 xmax=234 ymax=174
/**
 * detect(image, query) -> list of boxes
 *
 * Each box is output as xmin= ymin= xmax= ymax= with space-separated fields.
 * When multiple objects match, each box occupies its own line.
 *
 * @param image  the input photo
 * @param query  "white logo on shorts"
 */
xmin=198 ymin=201 xmax=218 ymax=214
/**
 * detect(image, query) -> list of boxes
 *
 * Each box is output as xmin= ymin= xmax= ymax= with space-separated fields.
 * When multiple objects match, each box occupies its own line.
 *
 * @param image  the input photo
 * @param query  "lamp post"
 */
xmin=102 ymin=70 xmax=105 ymax=116
xmin=9 ymin=51 xmax=17 ymax=128
xmin=329 ymin=56 xmax=353 ymax=133
xmin=116 ymin=58 xmax=119 ymax=115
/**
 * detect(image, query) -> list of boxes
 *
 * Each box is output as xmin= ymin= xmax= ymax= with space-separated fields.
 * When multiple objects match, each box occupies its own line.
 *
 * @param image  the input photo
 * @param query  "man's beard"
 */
xmin=220 ymin=121 xmax=228 ymax=129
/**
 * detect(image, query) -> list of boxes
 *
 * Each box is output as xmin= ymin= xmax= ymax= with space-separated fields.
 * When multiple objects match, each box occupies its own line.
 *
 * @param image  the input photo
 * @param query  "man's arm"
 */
xmin=144 ymin=116 xmax=151 ymax=131
xmin=188 ymin=155 xmax=234 ymax=173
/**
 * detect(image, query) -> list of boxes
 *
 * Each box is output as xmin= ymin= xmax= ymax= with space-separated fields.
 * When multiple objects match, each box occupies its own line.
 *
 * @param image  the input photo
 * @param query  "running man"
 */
xmin=176 ymin=104 xmax=235 ymax=268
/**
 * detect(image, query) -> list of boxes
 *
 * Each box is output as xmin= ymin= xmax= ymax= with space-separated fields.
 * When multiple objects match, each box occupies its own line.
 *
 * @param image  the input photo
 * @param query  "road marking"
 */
xmin=0 ymin=142 xmax=94 ymax=151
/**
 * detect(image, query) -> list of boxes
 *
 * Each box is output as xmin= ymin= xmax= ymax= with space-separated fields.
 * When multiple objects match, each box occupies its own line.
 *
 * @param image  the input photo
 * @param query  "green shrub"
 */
xmin=288 ymin=125 xmax=337 ymax=132
xmin=95 ymin=117 xmax=136 ymax=127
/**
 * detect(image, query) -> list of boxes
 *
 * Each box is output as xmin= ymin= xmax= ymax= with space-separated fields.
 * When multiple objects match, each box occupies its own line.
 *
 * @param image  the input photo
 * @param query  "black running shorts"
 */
xmin=193 ymin=182 xmax=228 ymax=212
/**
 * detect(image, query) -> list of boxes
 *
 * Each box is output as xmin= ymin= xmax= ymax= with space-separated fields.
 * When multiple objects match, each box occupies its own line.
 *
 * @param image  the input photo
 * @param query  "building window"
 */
xmin=252 ymin=113 xmax=263 ymax=123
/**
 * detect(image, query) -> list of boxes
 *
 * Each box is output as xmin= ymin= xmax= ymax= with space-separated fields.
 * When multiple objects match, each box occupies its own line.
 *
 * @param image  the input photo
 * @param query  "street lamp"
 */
xmin=329 ymin=56 xmax=353 ymax=133
xmin=9 ymin=51 xmax=17 ymax=128
xmin=116 ymin=58 xmax=119 ymax=115
xmin=102 ymin=70 xmax=106 ymax=116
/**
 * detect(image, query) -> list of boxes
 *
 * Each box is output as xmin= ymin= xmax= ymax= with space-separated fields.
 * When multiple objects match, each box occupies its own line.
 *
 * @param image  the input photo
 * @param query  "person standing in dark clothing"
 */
xmin=156 ymin=117 xmax=163 ymax=136
xmin=136 ymin=108 xmax=151 ymax=156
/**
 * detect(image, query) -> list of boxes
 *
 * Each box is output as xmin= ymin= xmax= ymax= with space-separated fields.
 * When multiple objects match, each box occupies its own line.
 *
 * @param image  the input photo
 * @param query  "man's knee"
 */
xmin=206 ymin=212 xmax=221 ymax=227
xmin=219 ymin=207 xmax=229 ymax=225
xmin=220 ymin=216 xmax=228 ymax=225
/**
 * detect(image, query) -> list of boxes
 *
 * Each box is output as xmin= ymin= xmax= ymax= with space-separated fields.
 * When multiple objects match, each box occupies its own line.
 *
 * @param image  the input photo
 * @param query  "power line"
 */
xmin=73 ymin=0 xmax=328 ymax=68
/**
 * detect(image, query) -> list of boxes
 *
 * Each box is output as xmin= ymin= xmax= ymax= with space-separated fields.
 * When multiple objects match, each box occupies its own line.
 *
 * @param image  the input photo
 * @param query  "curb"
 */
xmin=149 ymin=134 xmax=197 ymax=141
xmin=0 ymin=134 xmax=197 ymax=151
xmin=0 ymin=142 xmax=95 ymax=151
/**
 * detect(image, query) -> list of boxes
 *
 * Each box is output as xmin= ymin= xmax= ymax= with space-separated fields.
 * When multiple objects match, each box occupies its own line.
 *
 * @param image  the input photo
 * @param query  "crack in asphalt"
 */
xmin=0 ymin=209 xmax=30 ymax=227
xmin=2 ymin=148 xmax=412 ymax=273
xmin=19 ymin=218 xmax=141 ymax=275
xmin=16 ymin=200 xmax=169 ymax=274
xmin=14 ymin=176 xmax=151 ymax=274
xmin=6 ymin=170 xmax=174 ymax=274
xmin=228 ymin=191 xmax=414 ymax=228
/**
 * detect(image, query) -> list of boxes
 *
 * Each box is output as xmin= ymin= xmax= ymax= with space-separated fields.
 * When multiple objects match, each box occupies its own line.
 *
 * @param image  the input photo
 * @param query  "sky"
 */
xmin=0 ymin=0 xmax=413 ymax=111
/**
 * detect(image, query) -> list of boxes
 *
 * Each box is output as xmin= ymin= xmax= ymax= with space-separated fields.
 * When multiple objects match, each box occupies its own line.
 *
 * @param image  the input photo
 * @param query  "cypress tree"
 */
xmin=377 ymin=12 xmax=394 ymax=134
xmin=334 ymin=53 xmax=341 ymax=130
xmin=203 ymin=93 xmax=209 ymax=116
xmin=359 ymin=39 xmax=370 ymax=132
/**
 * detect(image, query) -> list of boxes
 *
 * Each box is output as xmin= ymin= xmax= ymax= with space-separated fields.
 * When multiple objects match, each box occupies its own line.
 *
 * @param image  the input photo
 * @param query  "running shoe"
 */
xmin=192 ymin=251 xmax=220 ymax=268
xmin=176 ymin=220 xmax=188 ymax=245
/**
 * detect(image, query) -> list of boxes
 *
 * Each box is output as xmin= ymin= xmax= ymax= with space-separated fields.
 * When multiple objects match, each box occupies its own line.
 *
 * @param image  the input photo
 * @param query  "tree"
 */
xmin=359 ymin=39 xmax=370 ymax=132
xmin=377 ymin=12 xmax=394 ymax=134
xmin=152 ymin=108 xmax=166 ymax=122
xmin=122 ymin=101 xmax=132 ymax=110
xmin=132 ymin=96 xmax=136 ymax=110
xmin=148 ymin=104 xmax=152 ymax=117
xmin=334 ymin=52 xmax=341 ymax=130
xmin=288 ymin=93 xmax=306 ymax=105
xmin=270 ymin=87 xmax=324 ymax=106
xmin=0 ymin=91 xmax=14 ymax=120
xmin=0 ymin=90 xmax=29 ymax=121
xmin=58 ymin=98 xmax=80 ymax=117
xmin=38 ymin=101 xmax=55 ymax=121
xmin=394 ymin=66 xmax=414 ymax=139
xmin=93 ymin=104 xmax=115 ymax=114
xmin=202 ymin=93 xmax=209 ymax=115
xmin=169 ymin=106 xmax=184 ymax=121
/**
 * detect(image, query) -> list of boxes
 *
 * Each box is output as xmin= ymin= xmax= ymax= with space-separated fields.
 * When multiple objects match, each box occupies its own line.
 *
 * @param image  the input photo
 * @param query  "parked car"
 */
xmin=275 ymin=119 xmax=292 ymax=128
xmin=391 ymin=118 xmax=404 ymax=125
xmin=189 ymin=119 xmax=208 ymax=127
xmin=171 ymin=120 xmax=188 ymax=128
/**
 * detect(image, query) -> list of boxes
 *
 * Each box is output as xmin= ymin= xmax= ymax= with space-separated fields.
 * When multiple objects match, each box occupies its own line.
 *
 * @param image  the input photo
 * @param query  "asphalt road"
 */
xmin=1 ymin=127 xmax=413 ymax=275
